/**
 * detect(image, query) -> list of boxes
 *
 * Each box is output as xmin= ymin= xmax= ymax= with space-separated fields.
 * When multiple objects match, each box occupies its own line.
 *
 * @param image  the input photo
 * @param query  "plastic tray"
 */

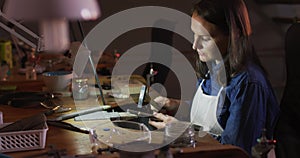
xmin=0 ymin=122 xmax=48 ymax=153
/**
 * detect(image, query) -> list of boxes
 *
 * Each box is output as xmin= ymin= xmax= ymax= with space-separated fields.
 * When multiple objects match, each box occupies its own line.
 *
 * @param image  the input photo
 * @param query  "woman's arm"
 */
xmin=220 ymin=83 xmax=268 ymax=153
xmin=220 ymin=82 xmax=269 ymax=155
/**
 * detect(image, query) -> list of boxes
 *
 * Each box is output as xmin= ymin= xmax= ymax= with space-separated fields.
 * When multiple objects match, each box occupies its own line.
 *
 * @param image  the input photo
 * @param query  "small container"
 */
xmin=42 ymin=71 xmax=73 ymax=92
xmin=72 ymin=78 xmax=89 ymax=100
xmin=25 ymin=66 xmax=37 ymax=80
xmin=0 ymin=122 xmax=48 ymax=153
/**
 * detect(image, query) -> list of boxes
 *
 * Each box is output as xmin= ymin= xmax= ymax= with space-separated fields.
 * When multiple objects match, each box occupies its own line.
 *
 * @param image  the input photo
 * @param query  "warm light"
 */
xmin=4 ymin=0 xmax=101 ymax=53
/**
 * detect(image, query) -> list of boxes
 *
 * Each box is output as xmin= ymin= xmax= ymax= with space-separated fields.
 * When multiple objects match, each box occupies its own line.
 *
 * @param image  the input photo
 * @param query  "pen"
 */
xmin=55 ymin=105 xmax=111 ymax=121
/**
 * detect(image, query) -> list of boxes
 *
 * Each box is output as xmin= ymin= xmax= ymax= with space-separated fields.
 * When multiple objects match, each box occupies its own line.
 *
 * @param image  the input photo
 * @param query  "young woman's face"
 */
xmin=191 ymin=12 xmax=228 ymax=64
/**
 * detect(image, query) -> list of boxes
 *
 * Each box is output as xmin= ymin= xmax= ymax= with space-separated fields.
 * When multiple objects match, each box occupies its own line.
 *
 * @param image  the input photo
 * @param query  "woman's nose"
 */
xmin=192 ymin=42 xmax=197 ymax=50
xmin=193 ymin=37 xmax=202 ymax=50
xmin=192 ymin=36 xmax=198 ymax=50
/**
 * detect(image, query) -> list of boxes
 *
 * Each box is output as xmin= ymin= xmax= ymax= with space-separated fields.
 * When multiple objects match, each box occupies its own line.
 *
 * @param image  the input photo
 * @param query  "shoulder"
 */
xmin=227 ymin=63 xmax=273 ymax=94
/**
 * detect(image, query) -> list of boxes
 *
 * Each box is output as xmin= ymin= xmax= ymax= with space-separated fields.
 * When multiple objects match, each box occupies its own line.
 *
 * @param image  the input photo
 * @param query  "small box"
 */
xmin=0 ymin=122 xmax=48 ymax=153
xmin=0 ymin=40 xmax=13 ymax=69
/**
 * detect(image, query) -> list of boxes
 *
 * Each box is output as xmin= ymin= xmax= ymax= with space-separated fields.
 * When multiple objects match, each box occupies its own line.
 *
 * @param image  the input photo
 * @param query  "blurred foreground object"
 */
xmin=252 ymin=129 xmax=276 ymax=158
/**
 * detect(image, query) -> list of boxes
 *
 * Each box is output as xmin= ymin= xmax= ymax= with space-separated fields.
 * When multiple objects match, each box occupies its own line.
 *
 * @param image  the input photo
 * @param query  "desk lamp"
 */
xmin=3 ymin=0 xmax=100 ymax=53
xmin=3 ymin=0 xmax=106 ymax=104
xmin=0 ymin=10 xmax=43 ymax=52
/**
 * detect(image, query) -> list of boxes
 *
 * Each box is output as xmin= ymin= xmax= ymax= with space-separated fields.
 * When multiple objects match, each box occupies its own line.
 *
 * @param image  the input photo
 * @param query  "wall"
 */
xmin=247 ymin=1 xmax=300 ymax=101
xmin=69 ymin=0 xmax=194 ymax=50
xmin=78 ymin=0 xmax=299 ymax=100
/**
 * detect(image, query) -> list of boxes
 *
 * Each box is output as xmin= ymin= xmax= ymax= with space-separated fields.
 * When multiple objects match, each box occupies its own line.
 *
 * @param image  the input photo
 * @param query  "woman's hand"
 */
xmin=153 ymin=96 xmax=180 ymax=113
xmin=148 ymin=112 xmax=178 ymax=129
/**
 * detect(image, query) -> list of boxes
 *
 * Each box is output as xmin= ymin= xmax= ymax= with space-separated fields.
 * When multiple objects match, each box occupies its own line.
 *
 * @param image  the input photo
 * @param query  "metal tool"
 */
xmin=46 ymin=120 xmax=90 ymax=134
xmin=54 ymin=105 xmax=111 ymax=121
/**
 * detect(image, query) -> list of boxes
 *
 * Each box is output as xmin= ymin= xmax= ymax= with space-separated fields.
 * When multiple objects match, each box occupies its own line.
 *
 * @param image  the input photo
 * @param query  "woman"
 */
xmin=149 ymin=0 xmax=280 ymax=155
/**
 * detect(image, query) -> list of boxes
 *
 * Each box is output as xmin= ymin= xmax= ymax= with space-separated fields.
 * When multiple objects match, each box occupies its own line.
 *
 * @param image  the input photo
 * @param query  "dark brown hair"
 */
xmin=193 ymin=0 xmax=264 ymax=85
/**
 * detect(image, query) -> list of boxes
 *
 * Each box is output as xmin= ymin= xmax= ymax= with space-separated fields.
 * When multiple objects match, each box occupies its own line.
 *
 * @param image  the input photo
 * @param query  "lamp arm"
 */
xmin=0 ymin=10 xmax=43 ymax=52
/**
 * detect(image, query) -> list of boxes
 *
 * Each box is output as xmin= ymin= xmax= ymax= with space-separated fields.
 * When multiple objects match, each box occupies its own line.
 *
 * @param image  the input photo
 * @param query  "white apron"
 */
xmin=190 ymin=79 xmax=224 ymax=136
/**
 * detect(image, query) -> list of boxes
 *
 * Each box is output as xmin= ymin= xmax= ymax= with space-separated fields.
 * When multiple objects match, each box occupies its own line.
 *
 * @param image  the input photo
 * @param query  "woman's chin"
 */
xmin=199 ymin=56 xmax=208 ymax=62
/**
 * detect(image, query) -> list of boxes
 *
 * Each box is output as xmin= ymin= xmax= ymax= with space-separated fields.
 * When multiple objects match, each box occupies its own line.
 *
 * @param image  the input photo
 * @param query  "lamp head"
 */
xmin=4 ymin=0 xmax=101 ymax=53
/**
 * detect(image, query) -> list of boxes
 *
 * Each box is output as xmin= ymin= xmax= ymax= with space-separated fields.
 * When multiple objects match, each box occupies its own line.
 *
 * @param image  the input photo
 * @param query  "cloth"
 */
xmin=194 ymin=62 xmax=280 ymax=155
xmin=191 ymin=79 xmax=224 ymax=136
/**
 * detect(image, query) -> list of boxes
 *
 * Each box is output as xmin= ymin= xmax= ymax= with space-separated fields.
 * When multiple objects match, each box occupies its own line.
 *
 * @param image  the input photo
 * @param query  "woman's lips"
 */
xmin=198 ymin=50 xmax=205 ymax=57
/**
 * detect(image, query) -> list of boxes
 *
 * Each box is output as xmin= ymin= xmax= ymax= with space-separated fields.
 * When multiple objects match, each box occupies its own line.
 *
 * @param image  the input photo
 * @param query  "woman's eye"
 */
xmin=201 ymin=36 xmax=211 ymax=41
xmin=194 ymin=34 xmax=212 ymax=43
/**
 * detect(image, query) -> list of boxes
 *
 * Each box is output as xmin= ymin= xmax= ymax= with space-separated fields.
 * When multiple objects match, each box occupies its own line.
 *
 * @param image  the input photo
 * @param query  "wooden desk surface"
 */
xmin=0 ymin=97 xmax=117 ymax=158
xmin=0 ymin=95 xmax=249 ymax=158
xmin=0 ymin=72 xmax=249 ymax=158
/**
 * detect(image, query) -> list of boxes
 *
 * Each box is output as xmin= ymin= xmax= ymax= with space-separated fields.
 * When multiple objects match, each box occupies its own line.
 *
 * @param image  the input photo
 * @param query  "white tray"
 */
xmin=0 ymin=122 xmax=48 ymax=153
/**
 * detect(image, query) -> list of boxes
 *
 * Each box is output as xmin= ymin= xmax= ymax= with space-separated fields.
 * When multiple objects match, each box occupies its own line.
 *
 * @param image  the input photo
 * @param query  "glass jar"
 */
xmin=72 ymin=78 xmax=89 ymax=100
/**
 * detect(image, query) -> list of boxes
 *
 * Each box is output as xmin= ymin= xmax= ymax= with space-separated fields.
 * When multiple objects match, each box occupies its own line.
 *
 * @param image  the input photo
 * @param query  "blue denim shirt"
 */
xmin=196 ymin=62 xmax=280 ymax=155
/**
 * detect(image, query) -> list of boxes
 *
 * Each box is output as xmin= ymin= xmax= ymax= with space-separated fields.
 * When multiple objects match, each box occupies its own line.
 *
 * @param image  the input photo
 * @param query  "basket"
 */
xmin=0 ymin=122 xmax=48 ymax=153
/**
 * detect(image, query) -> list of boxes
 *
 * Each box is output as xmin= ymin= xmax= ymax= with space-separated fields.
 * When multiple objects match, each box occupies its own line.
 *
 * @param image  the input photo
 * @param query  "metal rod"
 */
xmin=0 ymin=10 xmax=43 ymax=52
xmin=78 ymin=21 xmax=106 ymax=105
xmin=88 ymin=54 xmax=106 ymax=105
xmin=0 ymin=22 xmax=37 ymax=48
